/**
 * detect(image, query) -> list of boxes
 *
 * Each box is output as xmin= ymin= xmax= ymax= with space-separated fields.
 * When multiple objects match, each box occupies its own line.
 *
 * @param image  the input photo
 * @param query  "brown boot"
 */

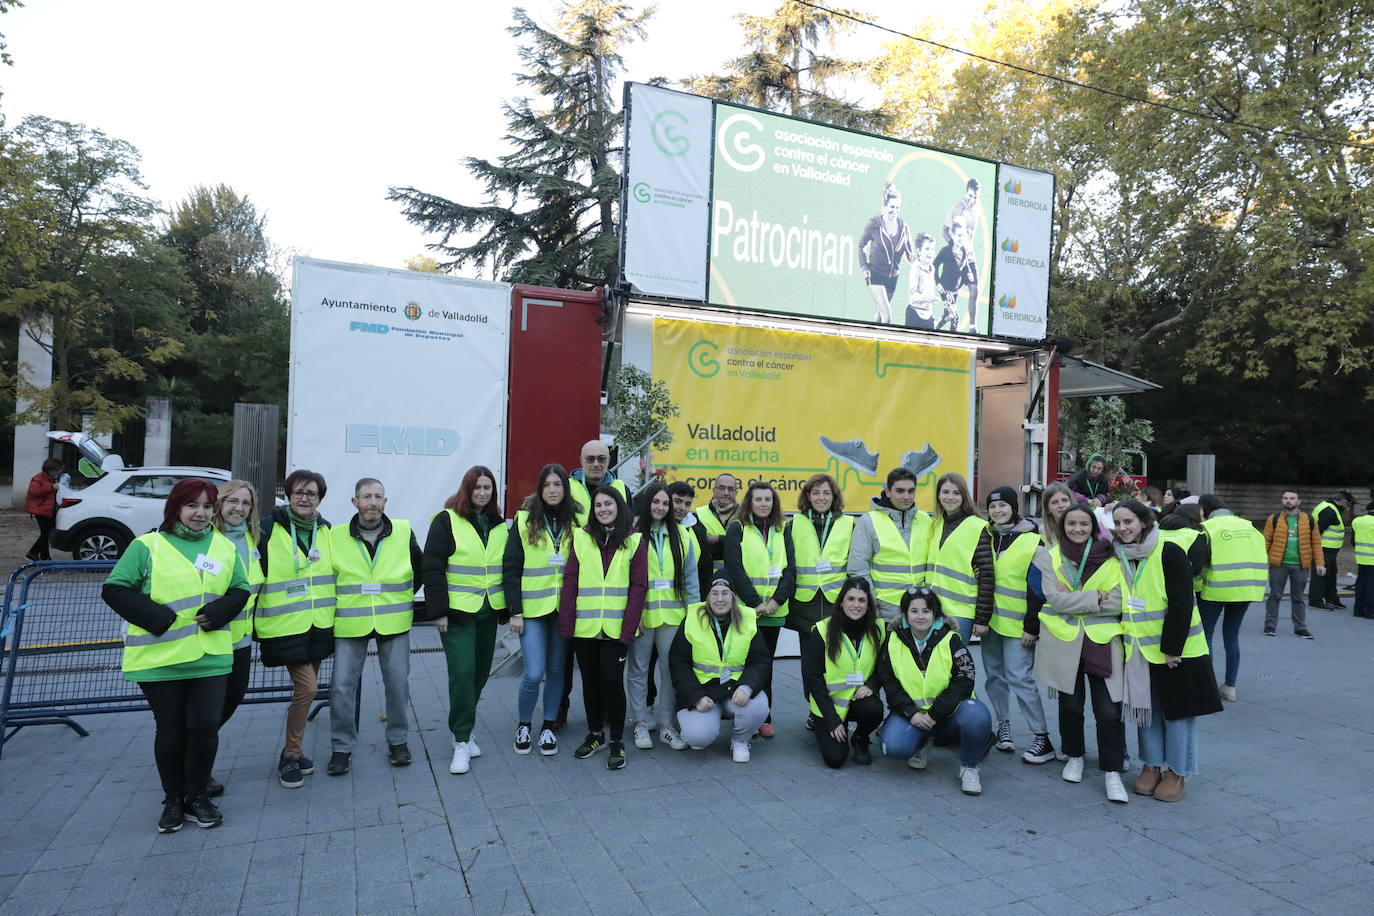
xmin=1133 ymin=765 xmax=1162 ymax=796
xmin=1154 ymin=770 xmax=1186 ymax=802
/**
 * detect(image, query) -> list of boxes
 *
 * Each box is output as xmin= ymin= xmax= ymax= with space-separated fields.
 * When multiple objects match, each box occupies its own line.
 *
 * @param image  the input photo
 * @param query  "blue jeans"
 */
xmin=516 ymin=615 xmax=566 ymax=723
xmin=879 ymin=698 xmax=992 ymax=768
xmin=1137 ymin=679 xmax=1198 ymax=777
xmin=951 ymin=615 xmax=975 ymax=644
xmin=1198 ymin=599 xmax=1246 ymax=688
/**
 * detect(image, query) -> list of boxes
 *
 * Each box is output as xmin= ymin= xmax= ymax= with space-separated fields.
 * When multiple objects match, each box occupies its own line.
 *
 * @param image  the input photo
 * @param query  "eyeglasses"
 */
xmin=223 ymin=498 xmax=252 ymax=508
xmin=290 ymin=489 xmax=320 ymax=500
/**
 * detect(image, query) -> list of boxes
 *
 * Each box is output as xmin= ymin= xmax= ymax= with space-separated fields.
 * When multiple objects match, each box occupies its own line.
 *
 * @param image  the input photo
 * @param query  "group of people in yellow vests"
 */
xmin=103 ymin=444 xmax=1257 ymax=834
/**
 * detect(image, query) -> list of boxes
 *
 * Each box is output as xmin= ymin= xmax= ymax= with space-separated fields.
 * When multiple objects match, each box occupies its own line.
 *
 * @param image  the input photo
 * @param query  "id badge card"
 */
xmin=1126 ymin=597 xmax=1146 ymax=612
xmin=549 ymin=552 xmax=565 ymax=568
xmin=652 ymin=578 xmax=670 ymax=591
xmin=767 ymin=566 xmax=782 ymax=579
xmin=193 ymin=554 xmax=223 ymax=575
xmin=307 ymin=548 xmax=321 ymax=564
xmin=845 ymin=672 xmax=865 ymax=687
xmin=250 ymin=548 xmax=262 ymax=562
xmin=815 ymin=561 xmax=833 ymax=574
xmin=362 ymin=583 xmax=383 ymax=595
xmin=286 ymin=582 xmax=308 ymax=597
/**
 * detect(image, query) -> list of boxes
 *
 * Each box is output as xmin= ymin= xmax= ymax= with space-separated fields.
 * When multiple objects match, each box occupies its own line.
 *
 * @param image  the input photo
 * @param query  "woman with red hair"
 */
xmin=102 ymin=478 xmax=251 ymax=834
xmin=422 ymin=465 xmax=509 ymax=776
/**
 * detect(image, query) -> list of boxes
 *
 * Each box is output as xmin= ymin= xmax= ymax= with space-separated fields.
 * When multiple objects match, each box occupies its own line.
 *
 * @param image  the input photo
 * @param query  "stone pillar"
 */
xmin=11 ymin=320 xmax=53 ymax=508
xmin=1186 ymin=454 xmax=1216 ymax=497
xmin=144 ymin=398 xmax=171 ymax=467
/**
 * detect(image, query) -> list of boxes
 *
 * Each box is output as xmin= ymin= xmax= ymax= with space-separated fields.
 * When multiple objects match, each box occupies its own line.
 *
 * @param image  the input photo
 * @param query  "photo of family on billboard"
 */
xmin=859 ymin=178 xmax=983 ymax=333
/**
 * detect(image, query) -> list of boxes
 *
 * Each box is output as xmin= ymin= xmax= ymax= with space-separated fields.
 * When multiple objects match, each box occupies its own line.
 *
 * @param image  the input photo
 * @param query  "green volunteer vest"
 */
xmin=1157 ymin=528 xmax=1203 ymax=592
xmin=734 ymin=520 xmax=788 ymax=619
xmin=990 ymin=531 xmax=1040 ymax=638
xmin=254 ymin=519 xmax=336 ymax=639
xmin=329 ymin=520 xmax=414 ymax=638
xmin=791 ymin=514 xmax=856 ymax=603
xmin=807 ymin=617 xmax=885 ymax=719
xmin=123 ymin=531 xmax=237 ymax=673
xmin=568 ymin=477 xmax=629 ymax=527
xmin=572 ymin=529 xmax=642 ymax=638
xmin=444 ymin=510 xmax=509 ymax=614
xmin=867 ymin=509 xmax=931 ymax=606
xmin=1117 ymin=541 xmax=1207 ymax=664
xmin=683 ymin=606 xmax=757 ymax=685
xmin=1039 ymin=546 xmax=1124 ymax=645
xmin=514 ymin=510 xmax=568 ymax=618
xmin=696 ymin=505 xmax=730 ymax=576
xmin=928 ymin=515 xmax=984 ymax=621
xmin=884 ymin=629 xmax=972 ymax=709
xmin=1199 ymin=515 xmax=1267 ymax=603
xmin=1352 ymin=515 xmax=1374 ymax=567
xmin=226 ymin=539 xmax=264 ymax=650
xmin=643 ymin=523 xmax=688 ymax=629
xmin=1313 ymin=500 xmax=1346 ymax=551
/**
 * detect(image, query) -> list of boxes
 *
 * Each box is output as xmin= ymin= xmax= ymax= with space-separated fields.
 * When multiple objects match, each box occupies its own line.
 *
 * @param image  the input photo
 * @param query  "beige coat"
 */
xmin=1030 ymin=545 xmax=1125 ymax=702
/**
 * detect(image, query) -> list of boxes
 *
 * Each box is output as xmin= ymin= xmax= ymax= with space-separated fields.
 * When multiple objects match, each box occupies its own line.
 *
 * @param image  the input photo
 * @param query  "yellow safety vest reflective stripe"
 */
xmin=1038 ymin=546 xmax=1124 ymax=645
xmin=884 ymin=629 xmax=971 ymax=709
xmin=1352 ymin=515 xmax=1374 ymax=566
xmin=1118 ymin=541 xmax=1207 ymax=664
xmin=643 ymin=523 xmax=689 ymax=629
xmin=683 ymin=606 xmax=756 ymax=684
xmin=568 ymin=477 xmax=629 ymax=527
xmin=513 ymin=510 xmax=567 ymax=618
xmin=928 ymin=515 xmax=984 ymax=621
xmin=734 ymin=520 xmax=788 ymax=619
xmin=227 ymin=539 xmax=264 ymax=650
xmin=807 ymin=617 xmax=885 ymax=719
xmin=990 ymin=531 xmax=1040 ymax=638
xmin=1200 ymin=515 xmax=1267 ymax=603
xmin=444 ymin=510 xmax=509 ymax=614
xmin=254 ymin=520 xmax=336 ymax=639
xmin=1312 ymin=501 xmax=1346 ymax=550
xmin=329 ymin=520 xmax=414 ymax=638
xmin=572 ymin=530 xmax=642 ymax=638
xmin=868 ymin=509 xmax=932 ymax=607
xmin=790 ymin=514 xmax=856 ymax=603
xmin=123 ymin=531 xmax=237 ymax=673
xmin=1157 ymin=528 xmax=1203 ymax=592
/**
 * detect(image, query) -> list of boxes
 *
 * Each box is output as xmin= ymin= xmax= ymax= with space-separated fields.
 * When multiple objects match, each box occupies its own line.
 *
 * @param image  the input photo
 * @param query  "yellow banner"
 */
xmin=652 ymin=318 xmax=972 ymax=512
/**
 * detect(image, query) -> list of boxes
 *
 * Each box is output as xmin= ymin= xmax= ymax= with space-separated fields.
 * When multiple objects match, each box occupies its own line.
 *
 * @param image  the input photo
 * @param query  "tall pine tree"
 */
xmin=388 ymin=1 xmax=651 ymax=290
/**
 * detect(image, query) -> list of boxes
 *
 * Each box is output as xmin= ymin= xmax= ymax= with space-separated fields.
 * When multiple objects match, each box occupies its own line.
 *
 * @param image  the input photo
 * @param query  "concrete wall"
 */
xmin=1187 ymin=482 xmax=1372 ymax=525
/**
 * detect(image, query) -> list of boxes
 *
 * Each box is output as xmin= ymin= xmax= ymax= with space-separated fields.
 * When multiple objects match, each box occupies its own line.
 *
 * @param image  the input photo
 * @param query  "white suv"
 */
xmin=46 ymin=431 xmax=230 ymax=560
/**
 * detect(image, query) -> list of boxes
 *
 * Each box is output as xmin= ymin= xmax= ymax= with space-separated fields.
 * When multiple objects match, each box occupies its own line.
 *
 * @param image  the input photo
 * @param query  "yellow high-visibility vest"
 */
xmin=122 ymin=532 xmax=237 ymax=672
xmin=329 ymin=520 xmax=414 ymax=638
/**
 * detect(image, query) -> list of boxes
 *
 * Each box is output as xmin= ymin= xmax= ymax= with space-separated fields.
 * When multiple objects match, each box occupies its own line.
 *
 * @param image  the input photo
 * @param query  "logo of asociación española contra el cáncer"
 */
xmin=688 ymin=339 xmax=720 ymax=378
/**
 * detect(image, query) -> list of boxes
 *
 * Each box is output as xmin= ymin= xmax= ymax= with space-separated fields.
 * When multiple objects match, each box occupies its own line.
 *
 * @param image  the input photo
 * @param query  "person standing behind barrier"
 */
xmin=1308 ymin=490 xmax=1354 ymax=610
xmin=877 ymin=589 xmax=992 ymax=796
xmin=1351 ymin=502 xmax=1374 ymax=619
xmin=627 ymin=482 xmax=698 ymax=751
xmin=206 ymin=480 xmax=265 ymax=798
xmin=1196 ymin=495 xmax=1269 ymax=701
xmin=982 ymin=487 xmax=1057 ymax=764
xmin=848 ymin=467 xmax=932 ymax=624
xmin=325 ymin=478 xmax=422 ymax=777
xmin=1112 ymin=501 xmax=1221 ymax=803
xmin=725 ymin=480 xmax=792 ymax=738
xmin=668 ymin=481 xmax=714 ymax=597
xmin=256 ymin=470 xmax=335 ymax=790
xmin=502 ymin=464 xmax=577 ymax=756
xmin=1038 ymin=482 xmax=1075 ymax=549
xmin=786 ymin=473 xmax=855 ymax=644
xmin=695 ymin=474 xmax=739 ymax=579
xmin=24 ymin=457 xmax=63 ymax=561
xmin=102 ymin=478 xmax=250 ymax=833
xmin=422 ymin=466 xmax=508 ymax=776
xmin=1029 ymin=505 xmax=1129 ymax=803
xmin=929 ymin=473 xmax=994 ymax=646
xmin=669 ymin=578 xmax=772 ymax=762
xmin=557 ymin=486 xmax=646 ymax=770
xmin=802 ymin=577 xmax=885 ymax=768
xmin=1261 ymin=490 xmax=1322 ymax=638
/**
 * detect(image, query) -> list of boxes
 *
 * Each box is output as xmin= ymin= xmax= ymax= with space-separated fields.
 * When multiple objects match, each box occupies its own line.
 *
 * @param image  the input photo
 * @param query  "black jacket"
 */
xmin=422 ymin=508 xmax=507 ymax=623
xmin=103 ymin=558 xmax=248 ymax=637
xmin=256 ymin=506 xmax=335 ymax=667
xmin=877 ymin=624 xmax=976 ymax=723
xmin=1148 ymin=540 xmax=1224 ymax=720
xmin=668 ymin=614 xmax=772 ymax=711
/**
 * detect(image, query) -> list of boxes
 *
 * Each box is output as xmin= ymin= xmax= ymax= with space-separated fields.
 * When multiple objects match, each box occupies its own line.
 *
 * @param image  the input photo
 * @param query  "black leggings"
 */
xmin=1057 ymin=672 xmax=1125 ymax=772
xmin=573 ymin=638 xmax=627 ymax=741
xmin=220 ymin=646 xmax=252 ymax=726
xmin=814 ymin=695 xmax=883 ymax=769
xmin=758 ymin=626 xmax=780 ymax=724
xmin=28 ymin=515 xmax=55 ymax=560
xmin=139 ymin=675 xmax=227 ymax=799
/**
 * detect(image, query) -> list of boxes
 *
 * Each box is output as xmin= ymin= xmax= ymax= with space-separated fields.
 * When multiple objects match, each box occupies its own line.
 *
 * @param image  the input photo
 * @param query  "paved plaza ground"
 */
xmin=1 ymin=593 xmax=1373 ymax=915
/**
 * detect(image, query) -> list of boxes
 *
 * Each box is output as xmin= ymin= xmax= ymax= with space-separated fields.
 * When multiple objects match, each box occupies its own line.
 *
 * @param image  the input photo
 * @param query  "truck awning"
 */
xmin=1058 ymin=355 xmax=1159 ymax=398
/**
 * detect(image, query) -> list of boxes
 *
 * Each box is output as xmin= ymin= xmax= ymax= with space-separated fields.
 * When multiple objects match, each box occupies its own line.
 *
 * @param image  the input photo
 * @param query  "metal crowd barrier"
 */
xmin=0 ymin=560 xmax=335 ymax=760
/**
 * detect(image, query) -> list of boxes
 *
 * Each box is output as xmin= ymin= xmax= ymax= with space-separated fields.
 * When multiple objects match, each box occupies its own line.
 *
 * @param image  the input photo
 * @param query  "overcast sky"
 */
xmin=2 ymin=0 xmax=948 ymax=276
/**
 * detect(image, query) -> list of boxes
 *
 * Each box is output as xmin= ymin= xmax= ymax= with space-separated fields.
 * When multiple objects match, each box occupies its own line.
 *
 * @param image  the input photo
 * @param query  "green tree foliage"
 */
xmin=1 ymin=0 xmax=22 ymax=68
xmin=1062 ymin=395 xmax=1154 ymax=477
xmin=684 ymin=1 xmax=886 ymax=131
xmin=404 ymin=254 xmax=443 ymax=273
xmin=388 ymin=1 xmax=651 ymax=289
xmin=0 ymin=116 xmax=187 ymax=434
xmin=605 ymin=364 xmax=679 ymax=480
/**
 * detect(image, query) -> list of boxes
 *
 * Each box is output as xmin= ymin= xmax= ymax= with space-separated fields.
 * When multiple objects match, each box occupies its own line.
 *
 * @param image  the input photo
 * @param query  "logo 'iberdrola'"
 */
xmin=404 ymin=302 xmax=422 ymax=321
xmin=998 ymin=295 xmax=1017 ymax=310
xmin=1000 ymin=239 xmax=1020 ymax=253
xmin=1004 ymin=179 xmax=1022 ymax=195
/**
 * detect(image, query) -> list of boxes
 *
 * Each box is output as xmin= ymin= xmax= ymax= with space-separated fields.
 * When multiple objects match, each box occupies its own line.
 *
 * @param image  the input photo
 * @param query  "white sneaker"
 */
xmin=467 ymin=739 xmax=481 ymax=758
xmin=959 ymin=766 xmax=982 ymax=796
xmin=731 ymin=741 xmax=751 ymax=763
xmin=538 ymin=728 xmax=559 ymax=757
xmin=907 ymin=746 xmax=928 ymax=770
xmin=1219 ymin=685 xmax=1237 ymax=702
xmin=661 ymin=727 xmax=688 ymax=751
xmin=449 ymin=741 xmax=471 ymax=775
xmin=1062 ymin=756 xmax=1084 ymax=783
xmin=633 ymin=724 xmax=653 ymax=750
xmin=1105 ymin=771 xmax=1129 ymax=803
